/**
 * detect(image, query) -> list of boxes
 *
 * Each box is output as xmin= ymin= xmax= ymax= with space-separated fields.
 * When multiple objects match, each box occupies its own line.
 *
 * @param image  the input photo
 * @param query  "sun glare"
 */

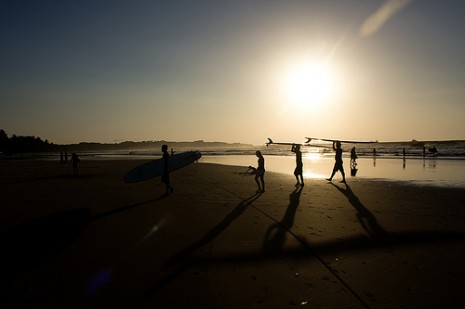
xmin=282 ymin=61 xmax=336 ymax=109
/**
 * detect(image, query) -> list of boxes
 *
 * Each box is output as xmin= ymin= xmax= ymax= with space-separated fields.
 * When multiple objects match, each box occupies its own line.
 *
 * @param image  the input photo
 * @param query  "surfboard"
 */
xmin=266 ymin=138 xmax=330 ymax=148
xmin=305 ymin=137 xmax=378 ymax=144
xmin=266 ymin=138 xmax=303 ymax=147
xmin=124 ymin=151 xmax=202 ymax=183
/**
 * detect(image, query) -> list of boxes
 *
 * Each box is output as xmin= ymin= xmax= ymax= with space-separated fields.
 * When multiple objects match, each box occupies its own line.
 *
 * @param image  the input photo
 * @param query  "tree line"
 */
xmin=0 ymin=129 xmax=54 ymax=154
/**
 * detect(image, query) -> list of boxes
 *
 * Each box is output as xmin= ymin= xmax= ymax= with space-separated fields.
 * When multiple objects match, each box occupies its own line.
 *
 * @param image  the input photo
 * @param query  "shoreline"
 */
xmin=2 ymin=155 xmax=465 ymax=188
xmin=1 ymin=160 xmax=465 ymax=307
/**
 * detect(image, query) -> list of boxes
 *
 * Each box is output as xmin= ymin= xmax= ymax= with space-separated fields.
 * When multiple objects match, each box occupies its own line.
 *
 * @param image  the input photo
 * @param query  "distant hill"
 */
xmin=0 ymin=129 xmax=256 ymax=154
xmin=56 ymin=140 xmax=256 ymax=152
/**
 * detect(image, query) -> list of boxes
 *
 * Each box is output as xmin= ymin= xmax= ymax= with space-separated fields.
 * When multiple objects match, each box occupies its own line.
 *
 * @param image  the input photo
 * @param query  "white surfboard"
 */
xmin=266 ymin=138 xmax=303 ymax=147
xmin=124 ymin=151 xmax=202 ymax=183
xmin=305 ymin=137 xmax=378 ymax=144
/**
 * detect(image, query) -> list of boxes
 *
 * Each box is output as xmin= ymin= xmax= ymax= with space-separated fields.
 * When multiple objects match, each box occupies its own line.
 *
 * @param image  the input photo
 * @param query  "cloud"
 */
xmin=360 ymin=0 xmax=413 ymax=37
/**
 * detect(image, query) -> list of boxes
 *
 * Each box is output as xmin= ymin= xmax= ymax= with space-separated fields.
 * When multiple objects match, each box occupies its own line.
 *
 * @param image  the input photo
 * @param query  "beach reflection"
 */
xmin=201 ymin=155 xmax=465 ymax=188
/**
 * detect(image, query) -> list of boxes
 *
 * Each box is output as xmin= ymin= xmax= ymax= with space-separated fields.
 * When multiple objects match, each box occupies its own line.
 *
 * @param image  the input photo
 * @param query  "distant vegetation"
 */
xmin=61 ymin=140 xmax=254 ymax=152
xmin=0 ymin=129 xmax=254 ymax=154
xmin=0 ymin=129 xmax=54 ymax=154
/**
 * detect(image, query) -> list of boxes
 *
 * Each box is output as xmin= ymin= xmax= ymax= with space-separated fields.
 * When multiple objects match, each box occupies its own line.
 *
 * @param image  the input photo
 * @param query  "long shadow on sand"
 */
xmin=142 ymin=192 xmax=263 ymax=297
xmin=0 ymin=208 xmax=91 ymax=278
xmin=0 ymin=197 xmax=163 ymax=280
xmin=260 ymin=186 xmax=303 ymax=256
xmin=329 ymin=182 xmax=386 ymax=239
xmin=90 ymin=197 xmax=165 ymax=222
xmin=141 ymin=182 xmax=465 ymax=269
xmin=1 ymin=174 xmax=96 ymax=185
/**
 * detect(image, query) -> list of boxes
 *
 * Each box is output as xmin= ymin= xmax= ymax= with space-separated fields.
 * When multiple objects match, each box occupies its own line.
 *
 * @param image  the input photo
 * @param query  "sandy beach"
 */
xmin=1 ymin=159 xmax=465 ymax=308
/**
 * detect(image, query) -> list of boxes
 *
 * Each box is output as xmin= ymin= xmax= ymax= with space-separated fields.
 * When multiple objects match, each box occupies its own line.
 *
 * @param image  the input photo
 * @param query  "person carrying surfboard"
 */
xmin=291 ymin=144 xmax=304 ymax=187
xmin=161 ymin=144 xmax=174 ymax=195
xmin=255 ymin=150 xmax=265 ymax=193
xmin=327 ymin=141 xmax=346 ymax=183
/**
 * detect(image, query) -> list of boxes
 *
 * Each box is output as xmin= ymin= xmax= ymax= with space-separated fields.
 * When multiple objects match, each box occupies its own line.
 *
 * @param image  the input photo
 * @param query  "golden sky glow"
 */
xmin=1 ymin=1 xmax=464 ymax=145
xmin=281 ymin=59 xmax=337 ymax=111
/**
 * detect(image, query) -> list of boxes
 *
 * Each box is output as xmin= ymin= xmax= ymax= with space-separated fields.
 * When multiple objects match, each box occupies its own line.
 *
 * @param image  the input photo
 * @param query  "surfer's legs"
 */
xmin=255 ymin=174 xmax=265 ymax=192
xmin=163 ymin=183 xmax=174 ymax=195
xmin=327 ymin=167 xmax=346 ymax=183
xmin=295 ymin=173 xmax=304 ymax=186
xmin=294 ymin=167 xmax=303 ymax=186
xmin=340 ymin=167 xmax=346 ymax=183
xmin=327 ymin=166 xmax=337 ymax=181
xmin=162 ymin=172 xmax=173 ymax=195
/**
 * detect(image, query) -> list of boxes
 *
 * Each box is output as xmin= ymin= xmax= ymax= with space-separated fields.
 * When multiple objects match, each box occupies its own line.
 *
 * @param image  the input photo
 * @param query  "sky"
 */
xmin=1 ymin=0 xmax=464 ymax=145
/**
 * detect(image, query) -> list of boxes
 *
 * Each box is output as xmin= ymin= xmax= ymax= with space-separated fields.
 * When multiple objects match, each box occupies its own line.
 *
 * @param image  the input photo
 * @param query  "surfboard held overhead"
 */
xmin=305 ymin=137 xmax=378 ymax=144
xmin=266 ymin=138 xmax=304 ymax=147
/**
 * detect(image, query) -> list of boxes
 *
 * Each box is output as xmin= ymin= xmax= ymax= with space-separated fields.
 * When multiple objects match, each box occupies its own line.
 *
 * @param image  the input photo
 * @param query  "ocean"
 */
xmin=3 ymin=140 xmax=465 ymax=188
xmin=201 ymin=155 xmax=465 ymax=188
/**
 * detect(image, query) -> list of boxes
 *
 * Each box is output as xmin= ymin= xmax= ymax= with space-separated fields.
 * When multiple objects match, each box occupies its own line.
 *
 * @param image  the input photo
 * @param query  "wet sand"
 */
xmin=1 ymin=159 xmax=465 ymax=308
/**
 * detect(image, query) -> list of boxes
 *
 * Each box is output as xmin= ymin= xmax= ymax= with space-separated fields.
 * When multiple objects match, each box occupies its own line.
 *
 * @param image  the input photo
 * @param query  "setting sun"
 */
xmin=282 ymin=60 xmax=336 ymax=109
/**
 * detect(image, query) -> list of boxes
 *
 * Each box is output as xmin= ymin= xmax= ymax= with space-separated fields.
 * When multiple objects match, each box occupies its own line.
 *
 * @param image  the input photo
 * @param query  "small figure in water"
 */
xmin=255 ymin=150 xmax=265 ymax=192
xmin=70 ymin=153 xmax=80 ymax=177
xmin=350 ymin=147 xmax=358 ymax=176
xmin=327 ymin=141 xmax=346 ymax=183
xmin=350 ymin=147 xmax=357 ymax=166
xmin=428 ymin=146 xmax=438 ymax=154
xmin=291 ymin=144 xmax=304 ymax=187
xmin=161 ymin=144 xmax=174 ymax=196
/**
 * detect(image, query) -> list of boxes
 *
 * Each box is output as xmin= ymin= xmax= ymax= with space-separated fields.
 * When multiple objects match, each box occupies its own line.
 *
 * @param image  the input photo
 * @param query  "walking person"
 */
xmin=70 ymin=153 xmax=80 ymax=177
xmin=291 ymin=144 xmax=304 ymax=186
xmin=254 ymin=150 xmax=265 ymax=192
xmin=161 ymin=144 xmax=174 ymax=196
xmin=326 ymin=141 xmax=346 ymax=183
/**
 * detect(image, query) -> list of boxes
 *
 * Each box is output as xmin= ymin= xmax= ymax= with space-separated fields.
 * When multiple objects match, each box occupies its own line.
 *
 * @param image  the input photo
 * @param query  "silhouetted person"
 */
xmin=64 ymin=151 xmax=68 ymax=162
xmin=254 ymin=150 xmax=265 ymax=192
xmin=161 ymin=144 xmax=174 ymax=195
xmin=60 ymin=151 xmax=64 ymax=164
xmin=70 ymin=153 xmax=80 ymax=177
xmin=350 ymin=147 xmax=357 ymax=165
xmin=402 ymin=148 xmax=406 ymax=157
xmin=350 ymin=147 xmax=358 ymax=176
xmin=291 ymin=144 xmax=304 ymax=186
xmin=327 ymin=141 xmax=346 ymax=183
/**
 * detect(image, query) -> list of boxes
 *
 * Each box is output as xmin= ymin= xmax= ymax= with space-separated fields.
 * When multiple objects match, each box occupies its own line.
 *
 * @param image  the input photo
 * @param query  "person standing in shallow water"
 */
xmin=255 ymin=150 xmax=265 ymax=192
xmin=350 ymin=147 xmax=357 ymax=166
xmin=327 ymin=141 xmax=346 ymax=183
xmin=161 ymin=144 xmax=174 ymax=195
xmin=291 ymin=144 xmax=304 ymax=186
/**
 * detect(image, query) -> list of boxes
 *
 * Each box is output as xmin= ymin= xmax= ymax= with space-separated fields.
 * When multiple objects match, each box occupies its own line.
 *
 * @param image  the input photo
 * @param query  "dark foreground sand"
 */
xmin=1 ymin=159 xmax=465 ymax=308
